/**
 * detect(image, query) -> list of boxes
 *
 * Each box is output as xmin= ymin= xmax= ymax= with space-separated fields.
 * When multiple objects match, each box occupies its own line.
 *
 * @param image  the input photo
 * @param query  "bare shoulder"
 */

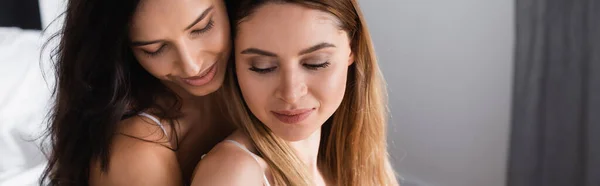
xmin=117 ymin=114 xmax=174 ymax=146
xmin=190 ymin=136 xmax=265 ymax=186
xmin=89 ymin=116 xmax=181 ymax=186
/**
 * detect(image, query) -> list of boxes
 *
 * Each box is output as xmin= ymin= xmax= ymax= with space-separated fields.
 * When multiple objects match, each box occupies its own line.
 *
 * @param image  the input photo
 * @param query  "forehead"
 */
xmin=235 ymin=3 xmax=347 ymax=53
xmin=130 ymin=0 xmax=214 ymax=34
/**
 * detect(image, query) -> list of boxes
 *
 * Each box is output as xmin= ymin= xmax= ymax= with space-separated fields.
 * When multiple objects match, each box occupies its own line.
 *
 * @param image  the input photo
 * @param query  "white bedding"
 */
xmin=0 ymin=27 xmax=55 ymax=186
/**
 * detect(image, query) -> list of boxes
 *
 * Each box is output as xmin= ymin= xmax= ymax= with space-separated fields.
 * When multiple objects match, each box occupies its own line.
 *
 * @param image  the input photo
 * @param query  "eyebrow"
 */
xmin=240 ymin=48 xmax=277 ymax=57
xmin=298 ymin=42 xmax=336 ymax=55
xmin=131 ymin=40 xmax=162 ymax=46
xmin=130 ymin=6 xmax=214 ymax=46
xmin=185 ymin=5 xmax=214 ymax=31
xmin=240 ymin=42 xmax=336 ymax=57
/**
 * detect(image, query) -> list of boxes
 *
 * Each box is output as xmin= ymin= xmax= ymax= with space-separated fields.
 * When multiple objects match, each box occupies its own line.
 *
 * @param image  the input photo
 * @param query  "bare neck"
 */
xmin=288 ymin=129 xmax=325 ymax=184
xmin=151 ymin=86 xmax=233 ymax=145
xmin=178 ymin=91 xmax=232 ymax=137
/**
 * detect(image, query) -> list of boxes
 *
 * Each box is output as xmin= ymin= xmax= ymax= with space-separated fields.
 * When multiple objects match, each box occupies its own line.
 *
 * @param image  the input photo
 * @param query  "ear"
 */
xmin=348 ymin=50 xmax=355 ymax=66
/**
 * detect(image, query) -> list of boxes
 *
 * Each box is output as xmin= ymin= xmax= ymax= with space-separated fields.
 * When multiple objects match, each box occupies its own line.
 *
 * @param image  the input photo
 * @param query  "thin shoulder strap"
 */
xmin=224 ymin=140 xmax=271 ymax=186
xmin=138 ymin=112 xmax=168 ymax=137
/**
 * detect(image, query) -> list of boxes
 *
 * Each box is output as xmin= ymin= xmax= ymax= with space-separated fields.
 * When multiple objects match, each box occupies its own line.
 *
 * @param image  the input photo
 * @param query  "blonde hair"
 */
xmin=222 ymin=0 xmax=398 ymax=185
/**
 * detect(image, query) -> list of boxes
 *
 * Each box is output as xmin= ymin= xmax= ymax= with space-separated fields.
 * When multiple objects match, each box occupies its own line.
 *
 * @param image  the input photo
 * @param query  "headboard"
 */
xmin=0 ymin=0 xmax=42 ymax=30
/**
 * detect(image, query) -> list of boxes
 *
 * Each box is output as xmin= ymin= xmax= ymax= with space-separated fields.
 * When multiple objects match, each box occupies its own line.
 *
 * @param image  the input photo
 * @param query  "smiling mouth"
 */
xmin=197 ymin=63 xmax=217 ymax=77
xmin=271 ymin=108 xmax=315 ymax=124
xmin=180 ymin=62 xmax=218 ymax=87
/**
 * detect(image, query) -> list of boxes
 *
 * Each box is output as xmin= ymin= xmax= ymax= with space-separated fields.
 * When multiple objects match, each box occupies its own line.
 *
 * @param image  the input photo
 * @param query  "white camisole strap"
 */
xmin=224 ymin=140 xmax=271 ymax=186
xmin=138 ymin=112 xmax=168 ymax=137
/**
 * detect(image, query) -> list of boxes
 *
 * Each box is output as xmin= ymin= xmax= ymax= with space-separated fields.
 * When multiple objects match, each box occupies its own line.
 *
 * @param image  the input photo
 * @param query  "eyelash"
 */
xmin=141 ymin=19 xmax=215 ymax=57
xmin=143 ymin=45 xmax=166 ymax=57
xmin=304 ymin=62 xmax=331 ymax=70
xmin=249 ymin=62 xmax=331 ymax=74
xmin=191 ymin=19 xmax=215 ymax=36
xmin=249 ymin=66 xmax=277 ymax=74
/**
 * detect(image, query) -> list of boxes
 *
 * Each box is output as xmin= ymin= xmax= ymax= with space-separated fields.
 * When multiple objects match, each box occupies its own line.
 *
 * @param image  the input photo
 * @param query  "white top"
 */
xmin=138 ymin=112 xmax=168 ymax=137
xmin=138 ymin=113 xmax=270 ymax=186
xmin=224 ymin=140 xmax=271 ymax=186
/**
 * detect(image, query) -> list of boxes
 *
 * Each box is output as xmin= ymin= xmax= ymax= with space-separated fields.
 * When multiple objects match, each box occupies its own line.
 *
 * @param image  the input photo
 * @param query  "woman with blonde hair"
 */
xmin=192 ymin=0 xmax=398 ymax=185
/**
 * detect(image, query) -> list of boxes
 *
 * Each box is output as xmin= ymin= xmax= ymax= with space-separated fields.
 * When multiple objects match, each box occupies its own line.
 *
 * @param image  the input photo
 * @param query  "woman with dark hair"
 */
xmin=41 ymin=0 xmax=236 ymax=185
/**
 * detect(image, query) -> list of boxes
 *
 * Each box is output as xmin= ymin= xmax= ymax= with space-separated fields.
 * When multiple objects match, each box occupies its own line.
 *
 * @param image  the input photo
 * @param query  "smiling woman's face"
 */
xmin=129 ymin=0 xmax=231 ymax=96
xmin=235 ymin=3 xmax=354 ymax=141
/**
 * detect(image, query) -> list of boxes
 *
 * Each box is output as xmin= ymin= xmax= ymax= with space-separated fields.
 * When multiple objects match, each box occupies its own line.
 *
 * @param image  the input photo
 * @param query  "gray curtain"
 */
xmin=508 ymin=0 xmax=600 ymax=186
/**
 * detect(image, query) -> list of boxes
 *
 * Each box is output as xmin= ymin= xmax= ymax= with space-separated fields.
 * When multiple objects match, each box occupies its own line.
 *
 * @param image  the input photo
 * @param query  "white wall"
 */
xmin=38 ymin=0 xmax=66 ymax=34
xmin=358 ymin=0 xmax=514 ymax=186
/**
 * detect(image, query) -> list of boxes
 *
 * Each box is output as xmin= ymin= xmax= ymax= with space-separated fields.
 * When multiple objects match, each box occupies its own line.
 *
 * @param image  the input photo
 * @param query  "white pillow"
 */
xmin=0 ymin=27 xmax=54 ymax=186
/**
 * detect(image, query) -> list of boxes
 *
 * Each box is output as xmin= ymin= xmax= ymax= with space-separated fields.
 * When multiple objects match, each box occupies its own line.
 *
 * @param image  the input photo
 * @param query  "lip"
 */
xmin=271 ymin=108 xmax=314 ymax=124
xmin=181 ymin=62 xmax=218 ymax=87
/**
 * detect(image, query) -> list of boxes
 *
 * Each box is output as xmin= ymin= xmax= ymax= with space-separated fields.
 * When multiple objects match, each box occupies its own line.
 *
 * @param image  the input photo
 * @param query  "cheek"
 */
xmin=310 ymin=64 xmax=348 ymax=112
xmin=236 ymin=69 xmax=272 ymax=118
xmin=134 ymin=56 xmax=173 ymax=80
xmin=202 ymin=12 xmax=231 ymax=54
xmin=204 ymin=26 xmax=230 ymax=53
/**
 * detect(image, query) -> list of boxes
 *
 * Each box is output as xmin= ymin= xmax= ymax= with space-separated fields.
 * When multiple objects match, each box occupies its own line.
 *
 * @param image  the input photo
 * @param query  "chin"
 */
xmin=265 ymin=115 xmax=327 ymax=142
xmin=186 ymin=72 xmax=226 ymax=96
xmin=277 ymin=133 xmax=314 ymax=142
xmin=187 ymin=86 xmax=218 ymax=96
xmin=272 ymin=127 xmax=320 ymax=142
xmin=187 ymin=83 xmax=219 ymax=96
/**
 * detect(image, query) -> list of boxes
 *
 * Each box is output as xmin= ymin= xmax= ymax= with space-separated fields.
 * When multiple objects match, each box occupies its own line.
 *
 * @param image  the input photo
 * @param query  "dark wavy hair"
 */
xmin=39 ymin=0 xmax=235 ymax=185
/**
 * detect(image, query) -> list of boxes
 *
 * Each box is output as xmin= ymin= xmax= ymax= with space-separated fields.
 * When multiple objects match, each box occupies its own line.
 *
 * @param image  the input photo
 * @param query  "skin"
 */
xmin=130 ymin=0 xmax=230 ymax=98
xmin=191 ymin=3 xmax=354 ymax=186
xmin=88 ymin=0 xmax=235 ymax=185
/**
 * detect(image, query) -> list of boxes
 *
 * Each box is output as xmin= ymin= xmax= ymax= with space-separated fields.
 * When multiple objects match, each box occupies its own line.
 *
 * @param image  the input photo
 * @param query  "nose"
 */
xmin=175 ymin=44 xmax=201 ymax=77
xmin=275 ymin=66 xmax=308 ymax=104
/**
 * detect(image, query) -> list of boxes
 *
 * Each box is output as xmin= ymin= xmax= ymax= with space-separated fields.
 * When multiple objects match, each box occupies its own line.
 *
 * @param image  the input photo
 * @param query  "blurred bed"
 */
xmin=0 ymin=27 xmax=53 ymax=186
xmin=0 ymin=0 xmax=64 ymax=185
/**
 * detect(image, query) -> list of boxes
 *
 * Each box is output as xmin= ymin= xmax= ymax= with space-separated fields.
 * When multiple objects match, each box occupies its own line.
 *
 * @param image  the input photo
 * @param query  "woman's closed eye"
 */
xmin=303 ymin=61 xmax=330 ymax=70
xmin=249 ymin=66 xmax=277 ymax=74
xmin=142 ymin=44 xmax=167 ymax=57
xmin=248 ymin=61 xmax=331 ymax=74
xmin=248 ymin=59 xmax=277 ymax=74
xmin=191 ymin=19 xmax=215 ymax=36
